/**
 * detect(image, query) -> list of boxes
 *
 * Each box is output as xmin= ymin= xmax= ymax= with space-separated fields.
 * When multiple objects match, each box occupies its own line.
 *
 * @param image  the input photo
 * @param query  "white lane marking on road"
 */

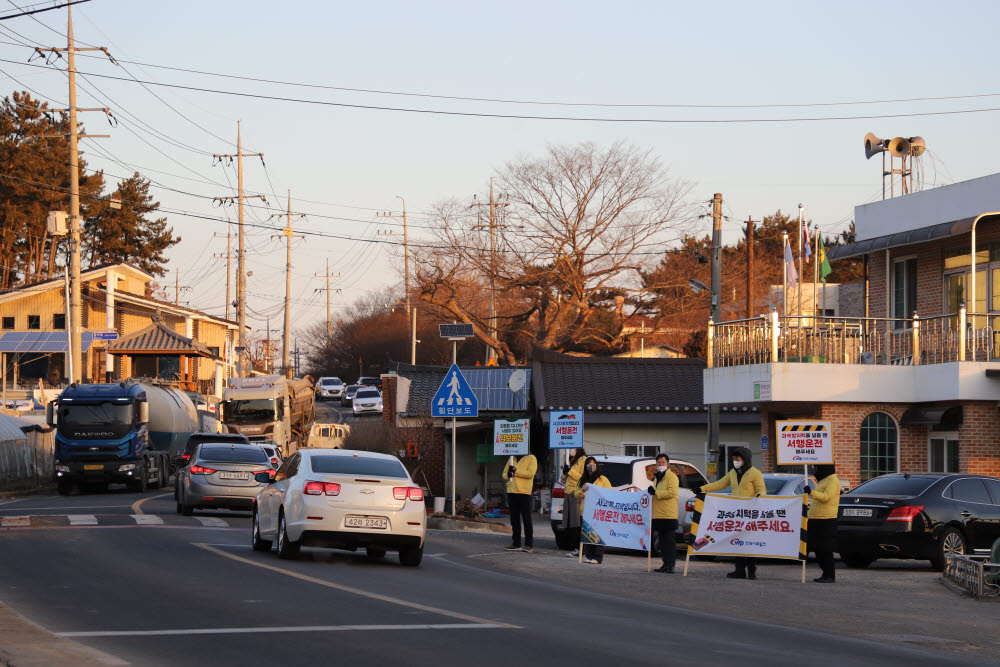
xmin=131 ymin=492 xmax=171 ymax=515
xmin=194 ymin=543 xmax=520 ymax=629
xmin=1 ymin=516 xmax=30 ymax=527
xmin=0 ymin=499 xmax=25 ymax=506
xmin=0 ymin=505 xmax=131 ymax=512
xmin=195 ymin=517 xmax=229 ymax=528
xmin=130 ymin=514 xmax=164 ymax=525
xmin=57 ymin=623 xmax=508 ymax=638
xmin=67 ymin=515 xmax=98 ymax=526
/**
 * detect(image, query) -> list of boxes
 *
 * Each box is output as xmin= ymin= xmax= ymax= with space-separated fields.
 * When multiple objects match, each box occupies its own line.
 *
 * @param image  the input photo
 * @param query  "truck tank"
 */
xmin=139 ymin=382 xmax=197 ymax=458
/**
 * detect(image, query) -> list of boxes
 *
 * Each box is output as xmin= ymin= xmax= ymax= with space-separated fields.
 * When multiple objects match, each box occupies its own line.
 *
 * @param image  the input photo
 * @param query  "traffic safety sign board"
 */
xmin=776 ymin=420 xmax=833 ymax=465
xmin=432 ymin=364 xmax=478 ymax=418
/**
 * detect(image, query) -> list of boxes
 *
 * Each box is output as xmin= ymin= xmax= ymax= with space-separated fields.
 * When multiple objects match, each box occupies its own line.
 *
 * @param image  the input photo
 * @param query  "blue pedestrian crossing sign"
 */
xmin=432 ymin=364 xmax=478 ymax=418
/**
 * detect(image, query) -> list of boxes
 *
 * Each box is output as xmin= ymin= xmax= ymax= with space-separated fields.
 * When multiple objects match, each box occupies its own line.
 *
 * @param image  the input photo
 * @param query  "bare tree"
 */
xmin=414 ymin=141 xmax=694 ymax=362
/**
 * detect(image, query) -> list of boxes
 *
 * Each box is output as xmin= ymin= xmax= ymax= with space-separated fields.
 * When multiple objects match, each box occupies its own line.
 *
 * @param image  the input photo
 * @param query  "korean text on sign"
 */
xmin=579 ymin=485 xmax=651 ymax=551
xmin=775 ymin=420 xmax=834 ymax=465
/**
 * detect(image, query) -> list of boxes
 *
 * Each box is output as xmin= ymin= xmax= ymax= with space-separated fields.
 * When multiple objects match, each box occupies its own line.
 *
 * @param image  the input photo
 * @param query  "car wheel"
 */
xmin=366 ymin=547 xmax=386 ymax=560
xmin=276 ymin=512 xmax=300 ymax=560
xmin=179 ymin=489 xmax=194 ymax=516
xmin=399 ymin=544 xmax=423 ymax=567
xmin=252 ymin=507 xmax=273 ymax=552
xmin=931 ymin=527 xmax=966 ymax=571
xmin=57 ymin=480 xmax=72 ymax=496
xmin=841 ymin=551 xmax=875 ymax=568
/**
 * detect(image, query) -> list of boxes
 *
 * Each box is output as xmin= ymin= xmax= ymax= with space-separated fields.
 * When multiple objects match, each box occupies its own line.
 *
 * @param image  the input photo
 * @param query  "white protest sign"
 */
xmin=579 ymin=485 xmax=651 ymax=552
xmin=689 ymin=493 xmax=805 ymax=560
xmin=493 ymin=418 xmax=530 ymax=456
xmin=776 ymin=420 xmax=834 ymax=465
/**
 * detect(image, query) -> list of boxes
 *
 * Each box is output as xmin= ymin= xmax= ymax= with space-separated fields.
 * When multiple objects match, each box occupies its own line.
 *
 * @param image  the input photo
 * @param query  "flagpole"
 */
xmin=797 ymin=204 xmax=804 ymax=357
xmin=782 ymin=232 xmax=788 ymax=323
xmin=813 ymin=224 xmax=819 ymax=331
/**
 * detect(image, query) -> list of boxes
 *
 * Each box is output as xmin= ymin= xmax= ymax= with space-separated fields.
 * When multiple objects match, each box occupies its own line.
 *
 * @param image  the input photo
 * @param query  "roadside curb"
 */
xmin=0 ymin=601 xmax=126 ymax=666
xmin=427 ymin=517 xmax=512 ymax=534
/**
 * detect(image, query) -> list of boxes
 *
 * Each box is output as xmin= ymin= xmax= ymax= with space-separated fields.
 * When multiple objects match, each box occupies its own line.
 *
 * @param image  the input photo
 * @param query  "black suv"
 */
xmin=837 ymin=473 xmax=1000 ymax=570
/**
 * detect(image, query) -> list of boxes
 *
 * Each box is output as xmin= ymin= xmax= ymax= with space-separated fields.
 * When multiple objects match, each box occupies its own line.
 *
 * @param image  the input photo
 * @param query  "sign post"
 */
xmin=434 ymin=324 xmax=477 ymax=516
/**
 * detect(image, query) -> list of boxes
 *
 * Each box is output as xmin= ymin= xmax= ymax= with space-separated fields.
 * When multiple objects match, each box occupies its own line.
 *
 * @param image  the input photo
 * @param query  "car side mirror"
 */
xmin=46 ymin=401 xmax=55 ymax=426
xmin=255 ymin=472 xmax=275 ymax=483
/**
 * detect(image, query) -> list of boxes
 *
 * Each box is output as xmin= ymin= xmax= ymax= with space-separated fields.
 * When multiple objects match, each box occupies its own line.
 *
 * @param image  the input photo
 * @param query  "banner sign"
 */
xmin=776 ymin=420 xmax=834 ymax=465
xmin=579 ymin=485 xmax=651 ymax=551
xmin=548 ymin=410 xmax=583 ymax=449
xmin=493 ymin=418 xmax=530 ymax=456
xmin=688 ymin=493 xmax=807 ymax=560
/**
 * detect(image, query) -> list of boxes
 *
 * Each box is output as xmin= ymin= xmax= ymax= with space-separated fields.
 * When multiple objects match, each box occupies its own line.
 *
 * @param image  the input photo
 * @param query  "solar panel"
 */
xmin=457 ymin=368 xmax=530 ymax=412
xmin=438 ymin=323 xmax=475 ymax=339
xmin=0 ymin=331 xmax=95 ymax=353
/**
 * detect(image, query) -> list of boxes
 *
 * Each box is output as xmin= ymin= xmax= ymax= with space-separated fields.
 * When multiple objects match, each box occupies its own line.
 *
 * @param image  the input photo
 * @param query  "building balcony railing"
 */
xmin=707 ymin=306 xmax=996 ymax=368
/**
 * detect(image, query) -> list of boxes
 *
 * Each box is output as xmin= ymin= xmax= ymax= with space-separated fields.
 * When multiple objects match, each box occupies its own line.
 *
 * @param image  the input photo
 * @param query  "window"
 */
xmin=208 ymin=346 xmax=220 ymax=357
xmin=27 ymin=315 xmax=40 ymax=330
xmin=947 ymin=478 xmax=992 ymax=505
xmin=196 ymin=444 xmax=268 ymax=463
xmin=929 ymin=434 xmax=959 ymax=473
xmin=671 ymin=463 xmax=707 ymax=489
xmin=310 ymin=455 xmax=408 ymax=478
xmin=718 ymin=443 xmax=750 ymax=474
xmin=1 ymin=317 xmax=13 ymax=329
xmin=53 ymin=313 xmax=65 ymax=329
xmin=892 ymin=258 xmax=917 ymax=328
xmin=860 ymin=412 xmax=898 ymax=482
xmin=984 ymin=479 xmax=1000 ymax=505
xmin=623 ymin=444 xmax=660 ymax=457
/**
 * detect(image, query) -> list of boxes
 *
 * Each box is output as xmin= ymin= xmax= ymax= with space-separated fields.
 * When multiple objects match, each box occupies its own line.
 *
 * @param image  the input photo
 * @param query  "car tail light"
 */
xmin=685 ymin=499 xmax=696 ymax=512
xmin=270 ymin=457 xmax=279 ymax=465
xmin=181 ymin=453 xmax=192 ymax=461
xmin=394 ymin=486 xmax=423 ymax=501
xmin=189 ymin=465 xmax=216 ymax=475
xmin=552 ymin=487 xmax=565 ymax=499
xmin=886 ymin=505 xmax=924 ymax=522
xmin=254 ymin=469 xmax=277 ymax=479
xmin=304 ymin=481 xmax=340 ymax=496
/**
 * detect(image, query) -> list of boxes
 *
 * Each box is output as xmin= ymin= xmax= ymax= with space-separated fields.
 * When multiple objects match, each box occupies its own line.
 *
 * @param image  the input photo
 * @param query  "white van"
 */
xmin=307 ymin=422 xmax=350 ymax=449
xmin=549 ymin=455 xmax=708 ymax=552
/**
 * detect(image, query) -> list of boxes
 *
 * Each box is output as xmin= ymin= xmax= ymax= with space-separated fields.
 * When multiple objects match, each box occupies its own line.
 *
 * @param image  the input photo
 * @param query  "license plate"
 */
xmin=346 ymin=516 xmax=388 ymax=529
xmin=84 ymin=464 xmax=103 ymax=470
xmin=219 ymin=472 xmax=249 ymax=480
xmin=843 ymin=508 xmax=873 ymax=517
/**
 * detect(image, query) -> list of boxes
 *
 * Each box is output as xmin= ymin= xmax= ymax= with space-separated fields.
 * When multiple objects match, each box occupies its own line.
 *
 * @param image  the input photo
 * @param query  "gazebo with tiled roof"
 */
xmin=107 ymin=320 xmax=218 ymax=383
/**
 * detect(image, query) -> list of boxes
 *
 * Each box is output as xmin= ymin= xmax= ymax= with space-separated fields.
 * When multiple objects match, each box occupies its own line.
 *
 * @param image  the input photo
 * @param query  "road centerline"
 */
xmin=131 ymin=492 xmax=171 ymax=515
xmin=193 ymin=543 xmax=520 ymax=629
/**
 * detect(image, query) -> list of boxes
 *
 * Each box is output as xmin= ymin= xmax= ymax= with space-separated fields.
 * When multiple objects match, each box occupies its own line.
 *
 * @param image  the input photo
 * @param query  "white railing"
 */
xmin=943 ymin=553 xmax=1000 ymax=598
xmin=708 ymin=306 xmax=995 ymax=368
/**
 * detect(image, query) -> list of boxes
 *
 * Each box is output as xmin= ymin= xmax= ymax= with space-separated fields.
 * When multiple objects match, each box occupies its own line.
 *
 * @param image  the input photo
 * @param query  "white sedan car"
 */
xmin=252 ymin=448 xmax=426 ymax=566
xmin=352 ymin=387 xmax=383 ymax=416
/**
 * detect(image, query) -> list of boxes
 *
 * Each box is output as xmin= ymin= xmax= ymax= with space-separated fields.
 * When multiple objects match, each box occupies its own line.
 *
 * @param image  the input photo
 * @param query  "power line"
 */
xmin=0 ymin=0 xmax=91 ymax=21
xmin=6 ymin=56 xmax=1000 ymax=124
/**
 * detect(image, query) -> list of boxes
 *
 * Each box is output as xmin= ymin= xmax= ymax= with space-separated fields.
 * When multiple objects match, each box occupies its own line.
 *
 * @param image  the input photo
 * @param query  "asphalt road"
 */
xmin=0 ymin=489 xmax=993 ymax=666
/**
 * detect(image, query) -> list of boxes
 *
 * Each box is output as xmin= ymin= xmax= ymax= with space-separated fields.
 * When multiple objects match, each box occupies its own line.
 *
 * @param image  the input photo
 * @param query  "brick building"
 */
xmin=704 ymin=172 xmax=1000 ymax=488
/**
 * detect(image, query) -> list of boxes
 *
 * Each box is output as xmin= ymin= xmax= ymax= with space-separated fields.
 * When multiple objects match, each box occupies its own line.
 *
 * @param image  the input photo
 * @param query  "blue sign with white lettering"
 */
xmin=431 ymin=364 xmax=478 ymax=418
xmin=92 ymin=331 xmax=119 ymax=340
xmin=761 ymin=434 xmax=769 ymax=451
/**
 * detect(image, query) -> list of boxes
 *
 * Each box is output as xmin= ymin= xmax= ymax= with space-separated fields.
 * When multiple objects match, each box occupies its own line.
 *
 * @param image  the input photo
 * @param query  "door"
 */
xmin=263 ymin=453 xmax=299 ymax=535
xmin=946 ymin=478 xmax=994 ymax=549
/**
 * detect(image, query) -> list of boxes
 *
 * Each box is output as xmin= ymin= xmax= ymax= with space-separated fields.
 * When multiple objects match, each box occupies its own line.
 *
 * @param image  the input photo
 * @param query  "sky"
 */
xmin=2 ymin=0 xmax=999 ymax=346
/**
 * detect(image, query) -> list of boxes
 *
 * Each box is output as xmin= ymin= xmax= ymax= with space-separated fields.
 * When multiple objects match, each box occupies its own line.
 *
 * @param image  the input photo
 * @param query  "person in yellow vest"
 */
xmin=575 ymin=456 xmax=612 ymax=564
xmin=561 ymin=448 xmax=587 ymax=558
xmin=503 ymin=452 xmax=537 ymax=552
xmin=648 ymin=453 xmax=679 ymax=573
xmin=694 ymin=446 xmax=766 ymax=579
xmin=805 ymin=464 xmax=840 ymax=583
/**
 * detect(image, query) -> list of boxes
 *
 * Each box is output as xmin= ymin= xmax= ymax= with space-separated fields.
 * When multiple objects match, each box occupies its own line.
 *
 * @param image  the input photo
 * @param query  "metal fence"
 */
xmin=709 ymin=307 xmax=996 ymax=368
xmin=943 ymin=553 xmax=1000 ymax=598
xmin=0 ymin=427 xmax=54 ymax=492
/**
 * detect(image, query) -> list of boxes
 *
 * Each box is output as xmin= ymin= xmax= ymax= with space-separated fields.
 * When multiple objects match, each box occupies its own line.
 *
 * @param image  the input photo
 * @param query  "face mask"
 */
xmin=733 ymin=460 xmax=743 ymax=469
xmin=657 ymin=465 xmax=668 ymax=472
xmin=587 ymin=464 xmax=597 ymax=473
xmin=567 ymin=450 xmax=576 ymax=459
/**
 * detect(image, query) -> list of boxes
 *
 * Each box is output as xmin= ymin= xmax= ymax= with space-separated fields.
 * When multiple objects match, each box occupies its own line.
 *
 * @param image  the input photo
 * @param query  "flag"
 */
xmin=818 ymin=234 xmax=832 ymax=283
xmin=784 ymin=238 xmax=798 ymax=287
xmin=802 ymin=220 xmax=812 ymax=261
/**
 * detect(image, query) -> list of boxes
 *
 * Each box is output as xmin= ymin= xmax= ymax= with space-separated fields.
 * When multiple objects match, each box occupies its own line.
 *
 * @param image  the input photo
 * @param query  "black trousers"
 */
xmin=808 ymin=518 xmax=838 ymax=579
xmin=583 ymin=542 xmax=604 ymax=563
xmin=653 ymin=518 xmax=678 ymax=568
xmin=508 ymin=493 xmax=533 ymax=547
xmin=734 ymin=557 xmax=757 ymax=575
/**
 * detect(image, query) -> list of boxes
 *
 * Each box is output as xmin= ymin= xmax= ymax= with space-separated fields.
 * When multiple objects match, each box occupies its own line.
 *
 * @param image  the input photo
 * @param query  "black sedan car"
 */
xmin=837 ymin=473 xmax=1000 ymax=570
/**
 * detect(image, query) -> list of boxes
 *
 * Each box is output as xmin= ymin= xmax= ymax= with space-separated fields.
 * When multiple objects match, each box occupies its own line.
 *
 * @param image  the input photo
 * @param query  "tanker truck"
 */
xmin=47 ymin=381 xmax=198 ymax=495
xmin=220 ymin=375 xmax=315 ymax=457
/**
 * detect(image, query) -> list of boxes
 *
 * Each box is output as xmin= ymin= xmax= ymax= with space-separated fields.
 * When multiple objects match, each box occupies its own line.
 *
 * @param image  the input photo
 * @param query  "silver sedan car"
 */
xmin=177 ymin=443 xmax=274 ymax=515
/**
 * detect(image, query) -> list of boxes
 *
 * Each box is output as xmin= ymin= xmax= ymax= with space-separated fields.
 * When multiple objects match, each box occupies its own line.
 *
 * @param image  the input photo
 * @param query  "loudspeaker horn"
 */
xmin=864 ymin=132 xmax=885 ymax=160
xmin=908 ymin=136 xmax=926 ymax=157
xmin=888 ymin=136 xmax=911 ymax=158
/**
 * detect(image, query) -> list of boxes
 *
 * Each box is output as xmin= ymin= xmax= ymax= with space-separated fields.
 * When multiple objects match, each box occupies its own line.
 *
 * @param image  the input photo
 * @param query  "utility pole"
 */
xmin=313 ymin=259 xmax=341 ymax=343
xmin=213 ymin=122 xmax=265 ymax=377
xmin=745 ymin=218 xmax=756 ymax=319
xmin=470 ymin=179 xmax=508 ymax=363
xmin=213 ymin=230 xmax=233 ymax=320
xmin=272 ymin=191 xmax=304 ymax=377
xmin=35 ymin=6 xmax=112 ymax=382
xmin=173 ymin=268 xmax=190 ymax=305
xmin=377 ymin=196 xmax=415 ymax=362
xmin=708 ymin=193 xmax=723 ymax=479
